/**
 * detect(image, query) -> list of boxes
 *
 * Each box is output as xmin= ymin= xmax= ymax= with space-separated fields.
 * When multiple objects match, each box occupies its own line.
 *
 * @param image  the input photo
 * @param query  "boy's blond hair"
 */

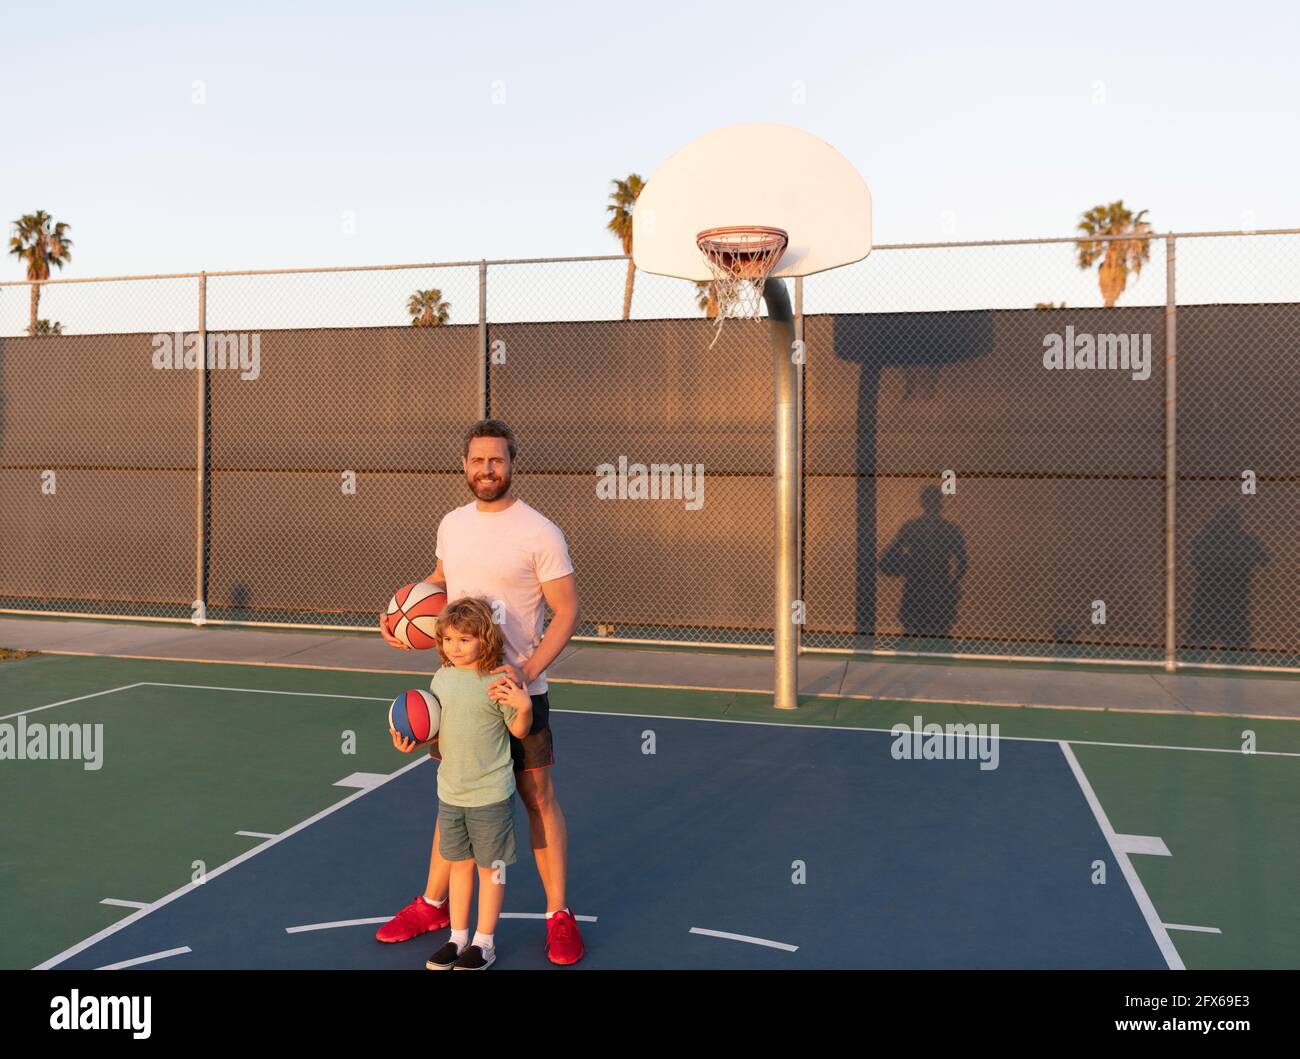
xmin=434 ymin=597 xmax=504 ymax=674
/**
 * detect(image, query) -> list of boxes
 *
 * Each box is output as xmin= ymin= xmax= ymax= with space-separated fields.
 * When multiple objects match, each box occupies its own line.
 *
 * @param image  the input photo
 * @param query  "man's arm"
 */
xmin=521 ymin=573 xmax=580 ymax=685
xmin=424 ymin=558 xmax=447 ymax=589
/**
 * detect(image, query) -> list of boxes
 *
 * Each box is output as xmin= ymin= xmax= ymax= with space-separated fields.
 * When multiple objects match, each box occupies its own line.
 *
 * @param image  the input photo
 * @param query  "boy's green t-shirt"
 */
xmin=430 ymin=666 xmax=518 ymax=807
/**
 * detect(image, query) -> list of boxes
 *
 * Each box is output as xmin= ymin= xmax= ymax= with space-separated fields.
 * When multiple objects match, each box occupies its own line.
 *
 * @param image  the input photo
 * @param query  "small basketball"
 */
xmin=389 ymin=689 xmax=440 ymax=744
xmin=384 ymin=582 xmax=448 ymax=649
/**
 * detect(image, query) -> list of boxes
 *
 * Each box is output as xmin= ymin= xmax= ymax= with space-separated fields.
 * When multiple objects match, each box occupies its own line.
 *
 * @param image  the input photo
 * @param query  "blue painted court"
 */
xmin=45 ymin=709 xmax=1166 ymax=970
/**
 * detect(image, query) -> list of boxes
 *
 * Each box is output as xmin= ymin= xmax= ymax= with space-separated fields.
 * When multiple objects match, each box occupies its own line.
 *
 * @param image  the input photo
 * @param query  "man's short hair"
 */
xmin=463 ymin=419 xmax=517 ymax=460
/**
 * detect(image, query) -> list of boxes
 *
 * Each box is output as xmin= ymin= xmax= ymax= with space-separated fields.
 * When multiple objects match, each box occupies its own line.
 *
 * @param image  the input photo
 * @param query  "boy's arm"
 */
xmin=506 ymin=702 xmax=533 ymax=740
xmin=393 ymin=668 xmax=445 ymax=752
xmin=390 ymin=730 xmax=436 ymax=754
xmin=493 ymin=677 xmax=533 ymax=738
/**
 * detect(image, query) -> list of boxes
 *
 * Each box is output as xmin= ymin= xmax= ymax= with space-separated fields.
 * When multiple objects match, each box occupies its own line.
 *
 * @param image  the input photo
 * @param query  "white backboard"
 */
xmin=632 ymin=124 xmax=872 ymax=282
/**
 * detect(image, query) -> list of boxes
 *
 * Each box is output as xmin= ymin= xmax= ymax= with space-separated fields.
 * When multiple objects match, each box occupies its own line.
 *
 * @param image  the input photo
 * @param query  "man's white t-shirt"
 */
xmin=435 ymin=497 xmax=574 ymax=694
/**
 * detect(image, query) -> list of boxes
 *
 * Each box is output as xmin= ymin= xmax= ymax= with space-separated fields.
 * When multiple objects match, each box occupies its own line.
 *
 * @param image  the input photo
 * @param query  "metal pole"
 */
xmin=794 ymin=275 xmax=805 ymax=658
xmin=478 ymin=260 xmax=489 ymax=417
xmin=194 ymin=271 xmax=208 ymax=622
xmin=765 ymin=278 xmax=798 ymax=709
xmin=1164 ymin=235 xmax=1177 ymax=672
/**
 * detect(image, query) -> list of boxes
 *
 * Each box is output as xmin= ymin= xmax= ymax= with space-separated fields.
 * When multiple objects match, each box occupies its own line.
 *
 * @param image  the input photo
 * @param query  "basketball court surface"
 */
xmin=3 ymin=622 xmax=1296 ymax=971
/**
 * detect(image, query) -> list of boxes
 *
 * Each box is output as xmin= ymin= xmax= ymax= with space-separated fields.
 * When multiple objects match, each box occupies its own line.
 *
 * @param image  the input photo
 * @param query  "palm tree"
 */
xmin=9 ymin=211 xmax=73 ymax=336
xmin=407 ymin=289 xmax=450 ymax=327
xmin=33 ymin=319 xmax=63 ymax=335
xmin=605 ymin=175 xmax=645 ymax=320
xmin=693 ymin=280 xmax=718 ymax=318
xmin=1076 ymin=201 xmax=1152 ymax=307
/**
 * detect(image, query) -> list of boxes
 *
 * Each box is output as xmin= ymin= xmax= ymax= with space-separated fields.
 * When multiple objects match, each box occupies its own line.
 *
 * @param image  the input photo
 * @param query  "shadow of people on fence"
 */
xmin=1185 ymin=505 xmax=1270 ymax=650
xmin=0 ymin=335 xmax=8 ymax=461
xmin=831 ymin=311 xmax=992 ymax=644
xmin=878 ymin=485 xmax=967 ymax=638
xmin=229 ymin=582 xmax=252 ymax=620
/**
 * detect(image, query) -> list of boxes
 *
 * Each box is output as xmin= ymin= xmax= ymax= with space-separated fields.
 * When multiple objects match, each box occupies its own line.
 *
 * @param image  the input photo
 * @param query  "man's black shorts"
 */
xmin=428 ymin=690 xmax=553 ymax=772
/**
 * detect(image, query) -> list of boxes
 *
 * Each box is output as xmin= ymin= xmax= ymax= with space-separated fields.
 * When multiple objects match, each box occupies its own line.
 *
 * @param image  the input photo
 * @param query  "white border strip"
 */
xmin=1058 ymin=741 xmax=1184 ymax=970
xmin=100 ymin=899 xmax=150 ymax=910
xmin=689 ymin=927 xmax=798 ymax=952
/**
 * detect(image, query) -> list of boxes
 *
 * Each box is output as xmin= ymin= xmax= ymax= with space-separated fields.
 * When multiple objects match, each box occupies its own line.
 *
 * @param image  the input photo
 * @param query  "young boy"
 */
xmin=395 ymin=597 xmax=533 ymax=970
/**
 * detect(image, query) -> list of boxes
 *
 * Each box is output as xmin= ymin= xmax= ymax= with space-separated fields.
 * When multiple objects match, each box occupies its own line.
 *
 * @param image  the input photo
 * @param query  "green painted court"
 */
xmin=3 ymin=649 xmax=1296 ymax=970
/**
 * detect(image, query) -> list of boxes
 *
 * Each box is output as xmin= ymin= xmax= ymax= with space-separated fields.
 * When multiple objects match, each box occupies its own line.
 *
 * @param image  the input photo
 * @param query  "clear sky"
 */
xmin=3 ymin=0 xmax=1297 ymax=284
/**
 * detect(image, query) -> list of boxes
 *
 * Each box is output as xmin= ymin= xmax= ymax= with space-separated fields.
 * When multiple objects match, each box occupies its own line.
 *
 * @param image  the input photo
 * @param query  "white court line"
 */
xmin=100 ymin=898 xmax=150 ymax=910
xmin=689 ymin=927 xmax=798 ymax=952
xmin=116 ymin=683 xmax=1300 ymax=758
xmin=334 ymin=773 xmax=389 ymax=790
xmin=0 ymin=683 xmax=146 ymax=723
xmin=1059 ymin=742 xmax=1184 ymax=970
xmin=286 ymin=911 xmax=599 ymax=933
xmin=286 ymin=917 xmax=391 ymax=934
xmin=1115 ymin=834 xmax=1172 ymax=857
xmin=1164 ymin=923 xmax=1223 ymax=934
xmin=97 ymin=946 xmax=192 ymax=970
xmin=39 ymin=648 xmax=1295 ymax=720
xmin=546 ymin=705 xmax=1300 ymax=759
xmin=235 ymin=830 xmax=278 ymax=840
xmin=500 ymin=912 xmax=599 ymax=922
xmin=34 ymin=752 xmax=430 ymax=969
xmin=142 ymin=682 xmax=390 ymax=702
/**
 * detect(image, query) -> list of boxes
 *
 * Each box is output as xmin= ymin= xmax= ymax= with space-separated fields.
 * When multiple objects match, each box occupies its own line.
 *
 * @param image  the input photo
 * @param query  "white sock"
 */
xmin=546 ymin=908 xmax=569 ymax=919
xmin=422 ymin=896 xmax=446 ymax=908
xmin=471 ymin=931 xmax=494 ymax=953
xmin=450 ymin=928 xmax=469 ymax=950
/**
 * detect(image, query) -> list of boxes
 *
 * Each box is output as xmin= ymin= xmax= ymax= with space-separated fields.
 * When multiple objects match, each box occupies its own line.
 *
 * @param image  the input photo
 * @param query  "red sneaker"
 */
xmin=376 ymin=896 xmax=449 ymax=943
xmin=545 ymin=908 xmax=585 ymax=965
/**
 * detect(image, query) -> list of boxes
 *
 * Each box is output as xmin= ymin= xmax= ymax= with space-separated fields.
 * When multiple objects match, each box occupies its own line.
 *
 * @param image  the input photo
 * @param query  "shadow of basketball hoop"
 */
xmin=829 ymin=310 xmax=994 ymax=648
xmin=0 ymin=336 xmax=8 ymax=460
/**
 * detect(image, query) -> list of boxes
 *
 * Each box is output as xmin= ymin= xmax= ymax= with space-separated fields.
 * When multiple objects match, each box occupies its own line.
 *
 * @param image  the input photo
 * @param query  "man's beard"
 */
xmin=468 ymin=471 xmax=511 ymax=501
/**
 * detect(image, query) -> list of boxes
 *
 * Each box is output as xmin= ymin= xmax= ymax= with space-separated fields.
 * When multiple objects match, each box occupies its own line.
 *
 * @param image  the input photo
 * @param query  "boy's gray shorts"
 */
xmin=438 ymin=796 xmax=517 ymax=868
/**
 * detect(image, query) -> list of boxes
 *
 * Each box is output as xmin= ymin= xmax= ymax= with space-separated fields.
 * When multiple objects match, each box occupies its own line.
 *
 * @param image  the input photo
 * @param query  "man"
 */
xmin=377 ymin=418 xmax=585 ymax=964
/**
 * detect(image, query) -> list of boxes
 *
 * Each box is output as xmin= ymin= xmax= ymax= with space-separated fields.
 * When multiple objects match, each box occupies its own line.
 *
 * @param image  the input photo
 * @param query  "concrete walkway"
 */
xmin=1 ymin=616 xmax=1296 ymax=720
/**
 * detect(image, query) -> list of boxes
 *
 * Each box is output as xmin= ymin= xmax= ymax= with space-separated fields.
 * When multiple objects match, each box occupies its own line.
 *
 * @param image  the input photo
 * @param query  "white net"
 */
xmin=696 ymin=226 xmax=788 ymax=346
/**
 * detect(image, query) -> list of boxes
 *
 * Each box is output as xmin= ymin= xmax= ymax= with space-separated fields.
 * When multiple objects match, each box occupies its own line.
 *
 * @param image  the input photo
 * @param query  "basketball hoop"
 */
xmin=696 ymin=225 xmax=788 ymax=346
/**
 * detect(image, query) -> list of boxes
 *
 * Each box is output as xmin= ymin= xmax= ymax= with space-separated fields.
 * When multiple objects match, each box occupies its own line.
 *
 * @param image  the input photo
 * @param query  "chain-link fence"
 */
xmin=0 ymin=231 xmax=1295 ymax=671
